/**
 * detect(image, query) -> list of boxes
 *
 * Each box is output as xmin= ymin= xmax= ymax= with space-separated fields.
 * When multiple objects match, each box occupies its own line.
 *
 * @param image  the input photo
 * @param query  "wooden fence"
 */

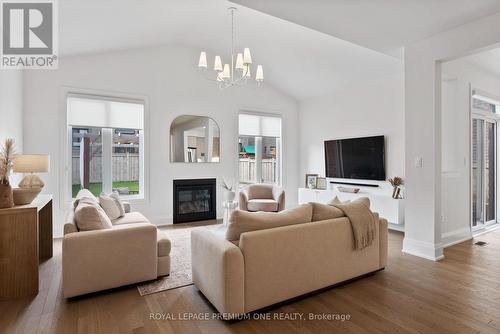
xmin=239 ymin=158 xmax=277 ymax=183
xmin=72 ymin=154 xmax=139 ymax=184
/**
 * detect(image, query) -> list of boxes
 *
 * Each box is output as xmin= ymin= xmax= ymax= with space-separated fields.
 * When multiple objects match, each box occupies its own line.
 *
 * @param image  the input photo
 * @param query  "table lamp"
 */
xmin=13 ymin=154 xmax=50 ymax=188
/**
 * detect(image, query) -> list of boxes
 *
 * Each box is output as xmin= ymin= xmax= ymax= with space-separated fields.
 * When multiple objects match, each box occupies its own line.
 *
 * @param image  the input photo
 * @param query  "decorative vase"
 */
xmin=224 ymin=190 xmax=236 ymax=202
xmin=0 ymin=182 xmax=15 ymax=209
xmin=392 ymin=186 xmax=401 ymax=199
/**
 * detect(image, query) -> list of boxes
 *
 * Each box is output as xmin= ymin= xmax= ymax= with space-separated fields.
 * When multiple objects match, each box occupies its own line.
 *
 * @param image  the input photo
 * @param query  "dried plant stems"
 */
xmin=0 ymin=139 xmax=15 ymax=184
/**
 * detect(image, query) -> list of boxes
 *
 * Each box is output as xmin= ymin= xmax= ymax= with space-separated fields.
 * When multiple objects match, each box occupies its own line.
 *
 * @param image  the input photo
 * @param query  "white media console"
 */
xmin=298 ymin=183 xmax=405 ymax=231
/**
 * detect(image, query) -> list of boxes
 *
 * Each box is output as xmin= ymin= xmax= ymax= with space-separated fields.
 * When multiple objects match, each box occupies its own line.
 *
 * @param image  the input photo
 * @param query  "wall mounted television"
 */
xmin=324 ymin=135 xmax=385 ymax=181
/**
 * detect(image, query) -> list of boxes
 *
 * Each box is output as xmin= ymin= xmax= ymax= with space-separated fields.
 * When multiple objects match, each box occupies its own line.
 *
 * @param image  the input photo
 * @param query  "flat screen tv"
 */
xmin=324 ymin=135 xmax=385 ymax=181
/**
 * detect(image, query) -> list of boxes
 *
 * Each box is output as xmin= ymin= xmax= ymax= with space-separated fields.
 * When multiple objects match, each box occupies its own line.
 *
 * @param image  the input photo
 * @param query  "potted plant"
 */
xmin=388 ymin=176 xmax=403 ymax=199
xmin=0 ymin=138 xmax=15 ymax=208
xmin=222 ymin=179 xmax=236 ymax=202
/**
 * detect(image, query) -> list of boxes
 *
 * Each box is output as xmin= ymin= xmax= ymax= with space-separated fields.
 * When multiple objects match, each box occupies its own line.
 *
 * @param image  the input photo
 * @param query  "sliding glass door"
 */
xmin=471 ymin=117 xmax=496 ymax=229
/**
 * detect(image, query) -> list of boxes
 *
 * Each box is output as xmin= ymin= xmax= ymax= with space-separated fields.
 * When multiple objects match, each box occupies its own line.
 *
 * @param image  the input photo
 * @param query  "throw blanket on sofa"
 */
xmin=331 ymin=197 xmax=376 ymax=250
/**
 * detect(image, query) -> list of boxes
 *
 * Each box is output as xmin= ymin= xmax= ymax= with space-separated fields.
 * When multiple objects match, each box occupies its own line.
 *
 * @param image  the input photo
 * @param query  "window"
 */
xmin=67 ymin=95 xmax=145 ymax=199
xmin=473 ymin=98 xmax=497 ymax=113
xmin=238 ymin=113 xmax=282 ymax=187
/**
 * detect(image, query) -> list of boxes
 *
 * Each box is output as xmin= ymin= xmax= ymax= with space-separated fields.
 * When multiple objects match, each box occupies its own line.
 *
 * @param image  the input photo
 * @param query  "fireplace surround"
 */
xmin=173 ymin=178 xmax=216 ymax=224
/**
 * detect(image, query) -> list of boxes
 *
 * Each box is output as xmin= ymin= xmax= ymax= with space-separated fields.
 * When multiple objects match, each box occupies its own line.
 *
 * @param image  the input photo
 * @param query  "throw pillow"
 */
xmin=74 ymin=198 xmax=113 ymax=231
xmin=99 ymin=192 xmax=124 ymax=220
xmin=309 ymin=202 xmax=345 ymax=222
xmin=73 ymin=188 xmax=99 ymax=209
xmin=110 ymin=192 xmax=126 ymax=216
xmin=225 ymin=203 xmax=313 ymax=241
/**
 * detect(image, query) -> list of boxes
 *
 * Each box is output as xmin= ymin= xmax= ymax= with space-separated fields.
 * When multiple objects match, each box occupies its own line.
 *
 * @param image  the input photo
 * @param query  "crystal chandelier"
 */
xmin=197 ymin=7 xmax=264 ymax=89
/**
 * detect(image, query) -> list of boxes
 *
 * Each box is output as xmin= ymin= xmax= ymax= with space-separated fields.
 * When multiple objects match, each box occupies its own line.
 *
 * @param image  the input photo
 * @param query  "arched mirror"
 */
xmin=170 ymin=115 xmax=220 ymax=163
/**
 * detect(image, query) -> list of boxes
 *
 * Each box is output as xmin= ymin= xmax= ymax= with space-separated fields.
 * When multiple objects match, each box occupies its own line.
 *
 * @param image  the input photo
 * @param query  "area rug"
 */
xmin=137 ymin=223 xmax=222 ymax=296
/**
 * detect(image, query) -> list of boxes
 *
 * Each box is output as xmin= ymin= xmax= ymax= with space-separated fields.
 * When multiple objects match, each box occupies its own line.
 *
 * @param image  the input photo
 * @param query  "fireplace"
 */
xmin=173 ymin=178 xmax=216 ymax=224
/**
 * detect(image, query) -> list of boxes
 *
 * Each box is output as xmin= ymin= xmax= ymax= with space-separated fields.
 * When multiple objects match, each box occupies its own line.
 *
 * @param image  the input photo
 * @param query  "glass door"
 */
xmin=471 ymin=117 xmax=497 ymax=229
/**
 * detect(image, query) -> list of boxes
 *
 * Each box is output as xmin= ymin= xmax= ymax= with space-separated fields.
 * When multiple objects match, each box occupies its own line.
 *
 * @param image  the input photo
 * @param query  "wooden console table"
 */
xmin=0 ymin=195 xmax=53 ymax=300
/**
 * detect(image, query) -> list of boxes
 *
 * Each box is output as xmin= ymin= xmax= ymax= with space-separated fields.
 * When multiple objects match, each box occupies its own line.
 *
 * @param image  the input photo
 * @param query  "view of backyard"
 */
xmin=72 ymin=127 xmax=141 ymax=198
xmin=72 ymin=181 xmax=140 ymax=198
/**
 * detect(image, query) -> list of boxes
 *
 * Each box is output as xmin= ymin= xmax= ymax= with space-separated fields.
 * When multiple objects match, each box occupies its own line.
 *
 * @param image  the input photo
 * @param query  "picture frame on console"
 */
xmin=316 ymin=177 xmax=327 ymax=190
xmin=305 ymin=174 xmax=318 ymax=189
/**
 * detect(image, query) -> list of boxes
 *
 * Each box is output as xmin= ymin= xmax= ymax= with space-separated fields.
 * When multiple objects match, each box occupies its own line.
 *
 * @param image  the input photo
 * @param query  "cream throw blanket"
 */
xmin=330 ymin=197 xmax=376 ymax=250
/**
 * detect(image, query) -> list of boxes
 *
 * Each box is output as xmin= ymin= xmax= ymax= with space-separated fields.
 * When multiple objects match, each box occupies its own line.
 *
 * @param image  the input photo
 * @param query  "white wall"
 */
xmin=298 ymin=73 xmax=404 ymax=184
xmin=440 ymin=59 xmax=500 ymax=246
xmin=404 ymin=11 xmax=500 ymax=260
xmin=0 ymin=70 xmax=23 ymax=152
xmin=23 ymin=45 xmax=299 ymax=237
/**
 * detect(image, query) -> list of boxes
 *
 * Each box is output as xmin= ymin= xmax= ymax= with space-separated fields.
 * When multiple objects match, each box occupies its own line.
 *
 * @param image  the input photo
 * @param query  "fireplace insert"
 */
xmin=173 ymin=178 xmax=216 ymax=224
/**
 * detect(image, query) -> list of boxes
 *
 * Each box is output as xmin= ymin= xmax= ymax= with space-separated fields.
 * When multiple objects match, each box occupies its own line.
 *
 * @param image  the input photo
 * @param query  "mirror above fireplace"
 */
xmin=170 ymin=115 xmax=220 ymax=163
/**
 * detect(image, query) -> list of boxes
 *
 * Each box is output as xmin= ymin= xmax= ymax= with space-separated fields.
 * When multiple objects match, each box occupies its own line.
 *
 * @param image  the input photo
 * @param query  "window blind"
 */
xmin=238 ymin=113 xmax=281 ymax=137
xmin=67 ymin=95 xmax=144 ymax=129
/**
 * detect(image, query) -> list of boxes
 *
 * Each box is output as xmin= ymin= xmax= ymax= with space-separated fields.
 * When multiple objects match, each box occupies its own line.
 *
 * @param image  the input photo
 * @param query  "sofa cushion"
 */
xmin=157 ymin=233 xmax=171 ymax=257
xmin=74 ymin=198 xmax=113 ymax=231
xmin=99 ymin=193 xmax=124 ymax=220
xmin=73 ymin=189 xmax=98 ymax=209
xmin=310 ymin=202 xmax=345 ymax=222
xmin=112 ymin=211 xmax=150 ymax=225
xmin=247 ymin=199 xmax=279 ymax=212
xmin=225 ymin=203 xmax=313 ymax=241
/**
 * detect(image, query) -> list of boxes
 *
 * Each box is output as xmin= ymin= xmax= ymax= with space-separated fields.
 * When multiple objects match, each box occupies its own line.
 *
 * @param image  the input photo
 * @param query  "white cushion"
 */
xmin=99 ymin=193 xmax=124 ymax=220
xmin=74 ymin=198 xmax=112 ymax=231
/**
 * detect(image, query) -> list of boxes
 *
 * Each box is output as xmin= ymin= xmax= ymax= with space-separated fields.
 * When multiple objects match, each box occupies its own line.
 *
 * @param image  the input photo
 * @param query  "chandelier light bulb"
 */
xmin=256 ymin=65 xmax=264 ymax=81
xmin=214 ymin=56 xmax=223 ymax=71
xmin=198 ymin=51 xmax=207 ymax=68
xmin=243 ymin=48 xmax=252 ymax=64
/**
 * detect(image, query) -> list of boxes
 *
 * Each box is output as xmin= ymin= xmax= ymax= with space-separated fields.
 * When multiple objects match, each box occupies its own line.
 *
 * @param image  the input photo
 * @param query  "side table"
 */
xmin=222 ymin=201 xmax=238 ymax=226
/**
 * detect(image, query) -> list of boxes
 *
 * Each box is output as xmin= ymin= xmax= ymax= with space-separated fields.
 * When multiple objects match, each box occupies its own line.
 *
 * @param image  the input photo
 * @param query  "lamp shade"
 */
xmin=243 ymin=48 xmax=252 ymax=64
xmin=198 ymin=51 xmax=207 ymax=68
xmin=214 ymin=56 xmax=223 ymax=71
xmin=256 ymin=65 xmax=264 ymax=81
xmin=13 ymin=155 xmax=50 ymax=173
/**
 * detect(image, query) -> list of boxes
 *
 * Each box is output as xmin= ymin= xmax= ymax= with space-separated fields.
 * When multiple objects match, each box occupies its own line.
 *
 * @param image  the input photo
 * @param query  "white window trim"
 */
xmin=237 ymin=110 xmax=283 ymax=187
xmin=59 ymin=87 xmax=150 ymax=209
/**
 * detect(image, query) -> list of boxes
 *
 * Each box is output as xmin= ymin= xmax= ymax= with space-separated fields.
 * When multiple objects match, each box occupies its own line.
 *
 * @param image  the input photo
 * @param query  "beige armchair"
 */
xmin=239 ymin=184 xmax=285 ymax=212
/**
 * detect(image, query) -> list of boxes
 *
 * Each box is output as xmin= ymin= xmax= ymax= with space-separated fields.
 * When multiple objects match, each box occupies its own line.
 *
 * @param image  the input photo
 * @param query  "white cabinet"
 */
xmin=298 ymin=188 xmax=404 ymax=229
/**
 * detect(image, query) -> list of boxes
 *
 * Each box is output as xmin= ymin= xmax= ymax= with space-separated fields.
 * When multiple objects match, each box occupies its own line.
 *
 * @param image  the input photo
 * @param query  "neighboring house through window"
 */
xmin=238 ymin=113 xmax=282 ymax=187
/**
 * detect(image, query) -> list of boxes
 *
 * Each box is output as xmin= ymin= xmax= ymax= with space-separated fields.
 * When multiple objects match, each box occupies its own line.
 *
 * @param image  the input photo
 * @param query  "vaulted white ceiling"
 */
xmin=59 ymin=0 xmax=500 ymax=100
xmin=231 ymin=0 xmax=500 ymax=58
xmin=59 ymin=0 xmax=401 ymax=100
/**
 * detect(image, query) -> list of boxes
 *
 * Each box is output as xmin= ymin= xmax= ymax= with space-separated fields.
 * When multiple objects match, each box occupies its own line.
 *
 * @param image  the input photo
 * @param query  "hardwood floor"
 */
xmin=1 ymin=228 xmax=500 ymax=334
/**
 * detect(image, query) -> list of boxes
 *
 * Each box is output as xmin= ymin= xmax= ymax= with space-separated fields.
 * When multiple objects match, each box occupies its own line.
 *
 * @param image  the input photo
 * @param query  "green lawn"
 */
xmin=72 ymin=181 xmax=139 ymax=197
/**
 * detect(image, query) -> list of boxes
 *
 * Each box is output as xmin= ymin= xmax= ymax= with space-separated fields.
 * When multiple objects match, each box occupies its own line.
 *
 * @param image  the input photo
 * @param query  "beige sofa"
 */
xmin=62 ymin=191 xmax=171 ymax=298
xmin=239 ymin=183 xmax=285 ymax=212
xmin=191 ymin=203 xmax=387 ymax=317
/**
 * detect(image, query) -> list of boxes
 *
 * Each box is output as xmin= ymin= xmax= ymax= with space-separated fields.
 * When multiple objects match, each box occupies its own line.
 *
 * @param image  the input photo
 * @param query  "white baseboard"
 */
xmin=441 ymin=227 xmax=472 ymax=248
xmin=402 ymin=237 xmax=444 ymax=261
